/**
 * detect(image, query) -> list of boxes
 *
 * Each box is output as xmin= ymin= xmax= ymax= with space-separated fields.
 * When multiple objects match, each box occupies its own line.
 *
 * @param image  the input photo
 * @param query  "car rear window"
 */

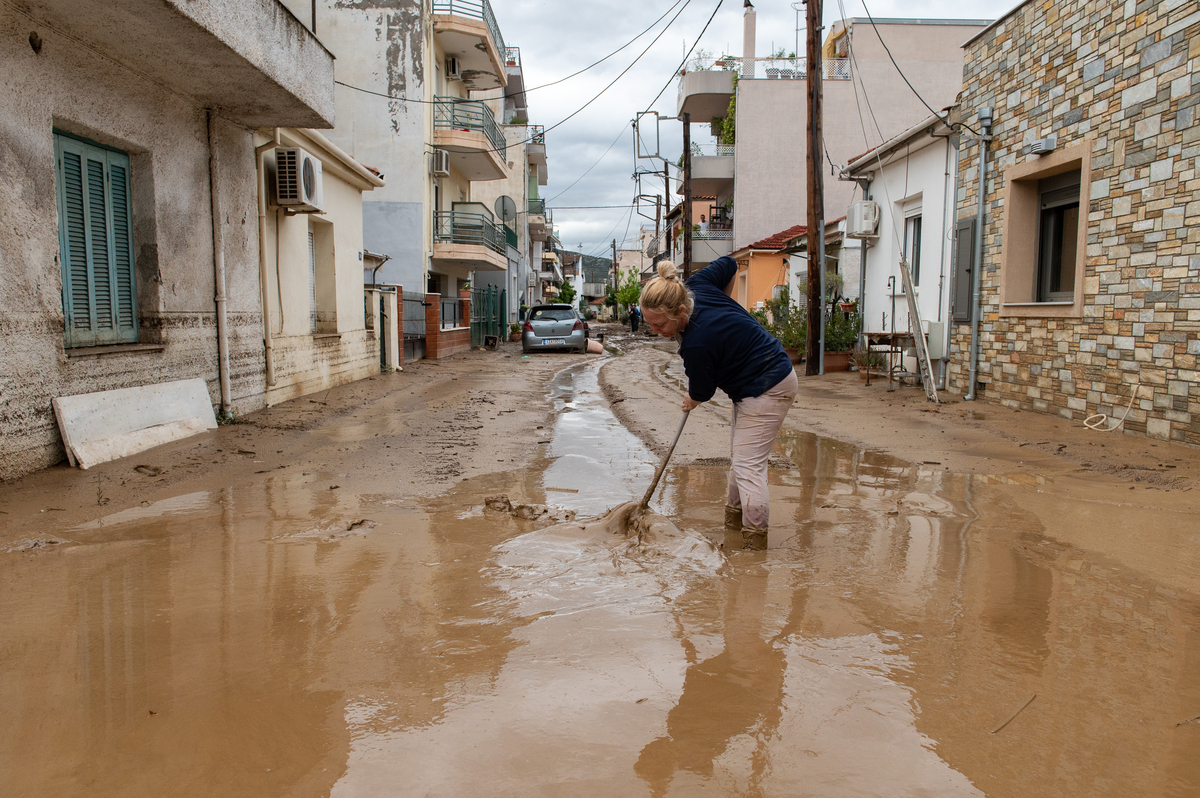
xmin=531 ymin=308 xmax=575 ymax=321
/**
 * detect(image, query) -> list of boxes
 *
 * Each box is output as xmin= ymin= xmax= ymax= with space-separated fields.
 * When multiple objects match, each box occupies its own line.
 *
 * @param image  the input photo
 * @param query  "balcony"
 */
xmin=433 ymin=98 xmax=507 ymax=180
xmin=432 ymin=0 xmax=507 ymax=90
xmin=432 ymin=205 xmax=507 ymax=274
xmin=687 ymin=229 xmax=734 ymax=267
xmin=677 ymin=68 xmax=735 ymax=120
xmin=526 ymin=125 xmax=547 ymax=184
xmin=691 ymin=143 xmax=735 ymax=196
xmin=528 ymin=198 xmax=551 ymax=242
xmin=23 ymin=0 xmax=334 ymax=128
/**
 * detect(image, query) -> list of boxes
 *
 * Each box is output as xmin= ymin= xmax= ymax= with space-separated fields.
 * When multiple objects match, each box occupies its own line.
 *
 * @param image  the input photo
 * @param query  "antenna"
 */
xmin=494 ymin=195 xmax=517 ymax=223
xmin=635 ymin=111 xmax=661 ymax=160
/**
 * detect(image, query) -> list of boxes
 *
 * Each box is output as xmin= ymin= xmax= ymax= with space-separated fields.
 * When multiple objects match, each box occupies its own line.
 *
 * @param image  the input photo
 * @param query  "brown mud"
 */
xmin=1 ymin=330 xmax=1198 ymax=797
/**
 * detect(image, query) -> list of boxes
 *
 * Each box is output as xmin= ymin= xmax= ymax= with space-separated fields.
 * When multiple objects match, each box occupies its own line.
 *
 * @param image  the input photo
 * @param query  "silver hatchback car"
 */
xmin=522 ymin=304 xmax=589 ymax=353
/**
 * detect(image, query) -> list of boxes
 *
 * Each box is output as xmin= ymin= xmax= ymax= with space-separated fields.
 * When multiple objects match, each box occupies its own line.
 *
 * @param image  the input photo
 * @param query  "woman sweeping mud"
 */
xmin=640 ymin=257 xmax=797 ymax=550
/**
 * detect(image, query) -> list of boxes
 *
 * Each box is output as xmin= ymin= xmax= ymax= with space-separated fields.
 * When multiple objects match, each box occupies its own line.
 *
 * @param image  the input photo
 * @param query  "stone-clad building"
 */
xmin=948 ymin=0 xmax=1199 ymax=443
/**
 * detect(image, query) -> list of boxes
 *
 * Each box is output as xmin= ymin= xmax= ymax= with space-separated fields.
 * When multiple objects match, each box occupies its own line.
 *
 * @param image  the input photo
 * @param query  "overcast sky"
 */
xmin=496 ymin=0 xmax=1008 ymax=258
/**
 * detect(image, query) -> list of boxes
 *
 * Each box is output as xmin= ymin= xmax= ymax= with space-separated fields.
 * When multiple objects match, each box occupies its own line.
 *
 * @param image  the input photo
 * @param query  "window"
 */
xmin=998 ymin=140 xmax=1090 ymax=318
xmin=903 ymin=215 xmax=923 ymax=286
xmin=309 ymin=218 xmax=337 ymax=333
xmin=54 ymin=131 xmax=137 ymax=347
xmin=1036 ymin=173 xmax=1080 ymax=303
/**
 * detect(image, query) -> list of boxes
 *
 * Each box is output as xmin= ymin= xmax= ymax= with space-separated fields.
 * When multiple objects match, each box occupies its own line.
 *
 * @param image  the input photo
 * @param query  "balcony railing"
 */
xmin=434 ymin=210 xmax=505 ymax=255
xmin=434 ymin=97 xmax=507 ymax=158
xmin=680 ymin=55 xmax=851 ymax=82
xmin=693 ymin=228 xmax=733 ymax=241
xmin=432 ymin=0 xmax=505 ymax=57
xmin=528 ymin=198 xmax=546 ymax=216
xmin=527 ymin=124 xmax=545 ymax=145
xmin=505 ymin=47 xmax=521 ymax=68
xmin=690 ymin=142 xmax=735 ymax=157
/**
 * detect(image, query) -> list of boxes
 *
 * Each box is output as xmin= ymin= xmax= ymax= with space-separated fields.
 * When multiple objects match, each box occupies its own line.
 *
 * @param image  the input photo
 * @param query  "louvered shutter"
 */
xmin=54 ymin=133 xmax=137 ymax=347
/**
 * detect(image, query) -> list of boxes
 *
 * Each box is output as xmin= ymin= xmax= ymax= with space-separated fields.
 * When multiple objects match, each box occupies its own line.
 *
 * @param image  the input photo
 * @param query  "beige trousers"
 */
xmin=726 ymin=370 xmax=798 ymax=529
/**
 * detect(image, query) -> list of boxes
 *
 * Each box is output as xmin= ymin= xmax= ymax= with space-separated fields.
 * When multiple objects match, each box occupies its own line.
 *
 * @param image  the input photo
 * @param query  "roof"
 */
xmin=843 ymin=112 xmax=955 ymax=176
xmin=750 ymin=224 xmax=807 ymax=251
xmin=960 ymin=0 xmax=1031 ymax=48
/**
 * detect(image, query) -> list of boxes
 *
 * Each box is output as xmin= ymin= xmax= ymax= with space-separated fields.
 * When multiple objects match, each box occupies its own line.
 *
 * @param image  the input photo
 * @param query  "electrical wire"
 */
xmin=647 ymin=0 xmax=727 ymax=109
xmin=546 ymin=124 xmax=631 ymax=203
xmin=859 ymin=0 xmax=980 ymax=136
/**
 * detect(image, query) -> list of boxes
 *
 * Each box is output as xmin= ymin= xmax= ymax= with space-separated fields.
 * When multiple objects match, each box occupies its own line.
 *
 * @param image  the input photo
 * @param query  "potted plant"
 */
xmin=851 ymin=343 xmax=885 ymax=379
xmin=755 ymin=286 xmax=806 ymax=365
xmin=823 ymin=308 xmax=861 ymax=371
xmin=509 ymin=323 xmax=521 ymax=342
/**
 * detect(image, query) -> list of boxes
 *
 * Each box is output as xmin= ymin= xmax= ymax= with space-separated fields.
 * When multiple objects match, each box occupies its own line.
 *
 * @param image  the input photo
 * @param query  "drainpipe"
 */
xmin=965 ymin=106 xmax=993 ymax=402
xmin=935 ymin=133 xmax=953 ymax=390
xmin=207 ymin=111 xmax=232 ymax=417
xmin=255 ymin=128 xmax=281 ymax=389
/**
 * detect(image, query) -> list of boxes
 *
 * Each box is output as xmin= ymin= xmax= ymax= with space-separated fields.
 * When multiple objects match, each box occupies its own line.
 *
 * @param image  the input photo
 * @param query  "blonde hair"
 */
xmin=640 ymin=260 xmax=694 ymax=322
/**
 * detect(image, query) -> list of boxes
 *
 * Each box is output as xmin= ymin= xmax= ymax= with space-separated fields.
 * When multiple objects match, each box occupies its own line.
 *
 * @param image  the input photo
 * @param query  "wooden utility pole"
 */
xmin=612 ymin=238 xmax=618 ymax=290
xmin=682 ymin=112 xmax=693 ymax=277
xmin=804 ymin=0 xmax=824 ymax=375
xmin=664 ymin=163 xmax=673 ymax=261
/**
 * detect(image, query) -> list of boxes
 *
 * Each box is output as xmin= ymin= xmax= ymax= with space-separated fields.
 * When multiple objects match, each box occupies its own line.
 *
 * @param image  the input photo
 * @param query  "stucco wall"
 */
xmin=0 ymin=13 xmax=270 ymax=480
xmin=733 ymin=21 xmax=985 ymax=251
xmin=948 ymin=0 xmax=1200 ymax=444
xmin=321 ymin=0 xmax=430 ymax=290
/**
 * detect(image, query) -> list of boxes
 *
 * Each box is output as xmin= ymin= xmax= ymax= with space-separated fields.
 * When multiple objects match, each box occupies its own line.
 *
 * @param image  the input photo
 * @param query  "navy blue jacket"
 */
xmin=678 ymin=257 xmax=794 ymax=403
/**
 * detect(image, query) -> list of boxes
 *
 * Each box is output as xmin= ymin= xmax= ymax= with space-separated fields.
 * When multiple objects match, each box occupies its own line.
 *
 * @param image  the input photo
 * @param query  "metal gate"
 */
xmin=402 ymin=290 xmax=426 ymax=362
xmin=470 ymin=285 xmax=506 ymax=347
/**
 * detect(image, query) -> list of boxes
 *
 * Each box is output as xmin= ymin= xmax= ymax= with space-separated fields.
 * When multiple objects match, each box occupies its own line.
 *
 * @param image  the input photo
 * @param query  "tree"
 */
xmin=614 ymin=268 xmax=642 ymax=309
xmin=557 ymin=280 xmax=577 ymax=304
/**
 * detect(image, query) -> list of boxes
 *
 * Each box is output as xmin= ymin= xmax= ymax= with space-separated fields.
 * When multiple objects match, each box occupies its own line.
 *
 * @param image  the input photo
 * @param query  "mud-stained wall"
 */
xmin=0 ymin=14 xmax=269 ymax=480
xmin=948 ymin=0 xmax=1200 ymax=444
xmin=321 ymin=0 xmax=429 ymax=291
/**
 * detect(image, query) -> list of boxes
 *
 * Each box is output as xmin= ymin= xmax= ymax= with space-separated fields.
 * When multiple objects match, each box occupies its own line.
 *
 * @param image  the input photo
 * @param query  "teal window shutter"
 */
xmin=54 ymin=132 xmax=137 ymax=347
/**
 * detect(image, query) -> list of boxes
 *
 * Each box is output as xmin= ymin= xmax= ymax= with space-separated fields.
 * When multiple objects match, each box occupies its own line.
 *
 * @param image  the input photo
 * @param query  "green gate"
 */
xmin=470 ymin=285 xmax=506 ymax=347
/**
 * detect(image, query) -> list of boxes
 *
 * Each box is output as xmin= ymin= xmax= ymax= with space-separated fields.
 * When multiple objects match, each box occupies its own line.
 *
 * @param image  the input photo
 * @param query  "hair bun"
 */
xmin=656 ymin=260 xmax=679 ymax=282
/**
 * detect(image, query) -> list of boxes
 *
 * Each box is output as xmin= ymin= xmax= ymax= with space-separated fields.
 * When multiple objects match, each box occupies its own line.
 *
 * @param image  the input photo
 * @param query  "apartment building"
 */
xmin=675 ymin=5 xmax=988 ymax=283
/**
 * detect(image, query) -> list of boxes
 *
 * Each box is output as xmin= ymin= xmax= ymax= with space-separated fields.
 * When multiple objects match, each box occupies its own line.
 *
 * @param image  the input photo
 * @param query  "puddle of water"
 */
xmin=3 ymin=380 xmax=1200 ymax=797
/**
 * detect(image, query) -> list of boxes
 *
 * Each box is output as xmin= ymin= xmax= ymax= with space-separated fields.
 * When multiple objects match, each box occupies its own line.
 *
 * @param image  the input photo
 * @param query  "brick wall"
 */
xmin=949 ymin=0 xmax=1200 ymax=444
xmin=424 ymin=293 xmax=472 ymax=360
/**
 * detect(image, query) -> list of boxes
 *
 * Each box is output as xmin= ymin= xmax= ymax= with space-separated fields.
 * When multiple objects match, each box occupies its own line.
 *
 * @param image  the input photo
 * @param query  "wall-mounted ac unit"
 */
xmin=446 ymin=57 xmax=462 ymax=81
xmin=273 ymin=147 xmax=324 ymax=213
xmin=846 ymin=200 xmax=880 ymax=239
xmin=431 ymin=149 xmax=451 ymax=177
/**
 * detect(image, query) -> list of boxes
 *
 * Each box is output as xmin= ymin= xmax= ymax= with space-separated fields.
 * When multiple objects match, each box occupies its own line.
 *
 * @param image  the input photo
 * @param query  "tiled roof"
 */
xmin=749 ymin=224 xmax=806 ymax=250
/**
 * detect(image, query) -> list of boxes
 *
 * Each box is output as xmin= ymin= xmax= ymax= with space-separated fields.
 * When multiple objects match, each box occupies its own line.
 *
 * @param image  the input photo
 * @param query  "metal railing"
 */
xmin=693 ymin=228 xmax=733 ymax=240
xmin=527 ymin=124 xmax=545 ymax=145
xmin=528 ymin=198 xmax=546 ymax=217
xmin=434 ymin=97 xmax=506 ymax=158
xmin=433 ymin=210 xmax=506 ymax=255
xmin=691 ymin=142 xmax=735 ymax=157
xmin=504 ymin=47 xmax=520 ymax=68
xmin=681 ymin=55 xmax=851 ymax=81
xmin=441 ymin=296 xmax=464 ymax=329
xmin=432 ymin=0 xmax=505 ymax=57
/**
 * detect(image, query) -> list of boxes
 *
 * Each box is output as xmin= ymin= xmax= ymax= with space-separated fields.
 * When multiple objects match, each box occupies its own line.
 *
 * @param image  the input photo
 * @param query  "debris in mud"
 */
xmin=282 ymin=519 xmax=377 ymax=543
xmin=485 ymin=495 xmax=577 ymax=524
xmin=6 ymin=538 xmax=69 ymax=553
xmin=134 ymin=464 xmax=165 ymax=476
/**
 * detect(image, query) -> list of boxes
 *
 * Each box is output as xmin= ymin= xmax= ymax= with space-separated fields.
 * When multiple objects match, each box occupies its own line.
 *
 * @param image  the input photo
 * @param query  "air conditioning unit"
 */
xmin=273 ymin=147 xmax=324 ymax=213
xmin=446 ymin=57 xmax=462 ymax=81
xmin=431 ymin=149 xmax=451 ymax=177
xmin=846 ymin=200 xmax=880 ymax=239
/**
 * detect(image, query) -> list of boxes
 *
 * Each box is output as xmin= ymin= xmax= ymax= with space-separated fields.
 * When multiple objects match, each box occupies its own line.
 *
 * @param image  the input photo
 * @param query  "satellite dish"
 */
xmin=495 ymin=195 xmax=517 ymax=223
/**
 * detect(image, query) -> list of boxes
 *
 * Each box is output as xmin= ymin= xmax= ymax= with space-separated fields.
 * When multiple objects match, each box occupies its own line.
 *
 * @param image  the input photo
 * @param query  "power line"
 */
xmin=546 ymin=124 xmax=631 ymax=203
xmin=648 ymin=0 xmax=727 ymax=109
xmin=859 ymin=0 xmax=979 ymax=136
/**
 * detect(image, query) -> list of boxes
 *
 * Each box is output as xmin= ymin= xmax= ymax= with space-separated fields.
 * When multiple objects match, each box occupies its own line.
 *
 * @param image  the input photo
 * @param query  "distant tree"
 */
xmin=557 ymin=281 xmax=577 ymax=304
xmin=614 ymin=268 xmax=642 ymax=309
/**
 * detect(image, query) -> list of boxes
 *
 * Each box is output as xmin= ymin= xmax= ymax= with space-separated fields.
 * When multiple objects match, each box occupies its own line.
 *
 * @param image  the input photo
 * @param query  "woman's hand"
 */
xmin=682 ymin=396 xmax=701 ymax=412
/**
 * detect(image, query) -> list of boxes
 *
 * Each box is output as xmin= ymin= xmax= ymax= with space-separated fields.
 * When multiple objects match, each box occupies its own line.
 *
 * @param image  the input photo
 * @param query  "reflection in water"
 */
xmin=2 ymin=398 xmax=1200 ymax=796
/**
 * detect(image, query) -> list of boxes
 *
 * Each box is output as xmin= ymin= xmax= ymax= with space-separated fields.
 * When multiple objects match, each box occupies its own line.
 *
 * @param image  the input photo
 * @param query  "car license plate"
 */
xmin=542 ymin=338 xmax=566 ymax=345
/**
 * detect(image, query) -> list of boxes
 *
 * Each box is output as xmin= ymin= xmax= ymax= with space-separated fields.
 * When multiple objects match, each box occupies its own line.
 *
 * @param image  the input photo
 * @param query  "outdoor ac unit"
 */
xmin=446 ymin=57 xmax=462 ymax=81
xmin=846 ymin=200 xmax=880 ymax=239
xmin=431 ymin=149 xmax=450 ymax=177
xmin=274 ymin=147 xmax=324 ymax=213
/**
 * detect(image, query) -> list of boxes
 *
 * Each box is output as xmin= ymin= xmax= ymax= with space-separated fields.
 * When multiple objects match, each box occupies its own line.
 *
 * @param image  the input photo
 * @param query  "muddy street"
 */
xmin=2 ymin=336 xmax=1200 ymax=797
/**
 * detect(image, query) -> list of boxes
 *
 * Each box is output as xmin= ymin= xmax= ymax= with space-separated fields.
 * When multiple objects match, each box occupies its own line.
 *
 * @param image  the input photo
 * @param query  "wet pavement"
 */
xmin=3 ymin=360 xmax=1200 ymax=797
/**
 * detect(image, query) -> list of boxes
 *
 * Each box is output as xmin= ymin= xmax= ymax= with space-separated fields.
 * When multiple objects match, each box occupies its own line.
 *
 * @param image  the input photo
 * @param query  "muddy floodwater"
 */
xmin=3 ymin=361 xmax=1200 ymax=797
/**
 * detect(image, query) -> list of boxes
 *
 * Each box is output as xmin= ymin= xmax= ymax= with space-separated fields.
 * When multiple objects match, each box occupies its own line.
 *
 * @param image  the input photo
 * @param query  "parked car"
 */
xmin=522 ymin=304 xmax=589 ymax=353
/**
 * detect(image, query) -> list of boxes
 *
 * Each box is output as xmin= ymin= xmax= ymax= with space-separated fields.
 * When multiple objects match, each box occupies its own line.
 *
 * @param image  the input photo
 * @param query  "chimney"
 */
xmin=743 ymin=1 xmax=756 ymax=77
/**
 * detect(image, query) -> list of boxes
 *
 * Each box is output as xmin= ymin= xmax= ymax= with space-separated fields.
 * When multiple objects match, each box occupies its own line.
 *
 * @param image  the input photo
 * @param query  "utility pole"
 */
xmin=664 ymin=163 xmax=673 ymax=261
xmin=804 ymin=0 xmax=824 ymax=376
xmin=682 ymin=112 xmax=693 ymax=278
xmin=612 ymin=238 xmax=618 ymax=292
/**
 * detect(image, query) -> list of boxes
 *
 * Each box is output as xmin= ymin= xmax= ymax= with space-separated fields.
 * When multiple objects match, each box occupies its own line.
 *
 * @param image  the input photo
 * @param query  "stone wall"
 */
xmin=948 ymin=0 xmax=1200 ymax=444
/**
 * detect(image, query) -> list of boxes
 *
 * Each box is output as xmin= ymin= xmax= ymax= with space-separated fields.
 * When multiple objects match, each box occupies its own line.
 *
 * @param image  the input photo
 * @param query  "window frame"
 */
xmin=53 ymin=130 xmax=139 ymax=348
xmin=903 ymin=213 xmax=923 ymax=287
xmin=998 ymin=139 xmax=1091 ymax=319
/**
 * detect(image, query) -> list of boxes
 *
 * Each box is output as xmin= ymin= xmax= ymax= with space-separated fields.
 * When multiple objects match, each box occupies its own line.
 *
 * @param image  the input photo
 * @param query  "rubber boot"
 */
xmin=724 ymin=504 xmax=742 ymax=533
xmin=741 ymin=522 xmax=768 ymax=551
